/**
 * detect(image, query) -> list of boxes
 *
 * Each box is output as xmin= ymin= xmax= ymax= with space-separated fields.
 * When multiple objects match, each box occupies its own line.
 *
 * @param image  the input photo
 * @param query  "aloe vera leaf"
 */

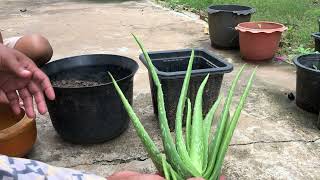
xmin=175 ymin=50 xmax=197 ymax=169
xmin=162 ymin=155 xmax=171 ymax=180
xmin=222 ymin=113 xmax=231 ymax=140
xmin=109 ymin=72 xmax=163 ymax=172
xmin=133 ymin=34 xmax=200 ymax=177
xmin=202 ymin=95 xmax=222 ymax=171
xmin=186 ymin=98 xmax=192 ymax=152
xmin=170 ymin=165 xmax=178 ymax=180
xmin=166 ymin=159 xmax=184 ymax=180
xmin=210 ymin=68 xmax=257 ymax=180
xmin=204 ymin=65 xmax=246 ymax=178
xmin=189 ymin=74 xmax=210 ymax=173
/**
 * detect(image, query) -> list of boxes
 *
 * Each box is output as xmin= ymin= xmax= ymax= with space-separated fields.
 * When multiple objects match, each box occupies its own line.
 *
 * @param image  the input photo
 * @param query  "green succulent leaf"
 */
xmin=189 ymin=74 xmax=209 ymax=173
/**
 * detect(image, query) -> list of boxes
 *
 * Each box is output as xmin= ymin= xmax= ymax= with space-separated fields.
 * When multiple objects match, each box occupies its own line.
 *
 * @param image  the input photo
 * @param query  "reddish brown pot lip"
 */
xmin=235 ymin=21 xmax=287 ymax=34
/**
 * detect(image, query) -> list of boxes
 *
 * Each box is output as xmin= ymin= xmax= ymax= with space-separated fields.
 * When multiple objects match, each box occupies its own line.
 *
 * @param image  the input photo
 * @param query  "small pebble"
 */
xmin=20 ymin=8 xmax=27 ymax=12
xmin=288 ymin=92 xmax=295 ymax=101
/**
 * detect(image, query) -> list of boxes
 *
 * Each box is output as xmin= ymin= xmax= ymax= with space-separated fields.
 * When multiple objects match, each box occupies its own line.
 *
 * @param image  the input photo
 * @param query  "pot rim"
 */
xmin=207 ymin=4 xmax=255 ymax=15
xmin=235 ymin=21 xmax=287 ymax=34
xmin=293 ymin=53 xmax=320 ymax=73
xmin=0 ymin=108 xmax=35 ymax=141
xmin=138 ymin=48 xmax=233 ymax=79
xmin=42 ymin=54 xmax=139 ymax=89
xmin=312 ymin=32 xmax=320 ymax=39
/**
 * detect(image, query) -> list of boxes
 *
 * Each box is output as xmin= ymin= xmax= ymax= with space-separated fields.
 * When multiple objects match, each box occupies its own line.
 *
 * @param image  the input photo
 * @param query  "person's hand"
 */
xmin=107 ymin=171 xmax=206 ymax=180
xmin=0 ymin=43 xmax=55 ymax=118
xmin=108 ymin=171 xmax=164 ymax=180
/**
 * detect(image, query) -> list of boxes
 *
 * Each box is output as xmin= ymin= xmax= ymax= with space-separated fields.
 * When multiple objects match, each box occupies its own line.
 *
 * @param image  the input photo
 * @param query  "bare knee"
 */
xmin=14 ymin=34 xmax=53 ymax=67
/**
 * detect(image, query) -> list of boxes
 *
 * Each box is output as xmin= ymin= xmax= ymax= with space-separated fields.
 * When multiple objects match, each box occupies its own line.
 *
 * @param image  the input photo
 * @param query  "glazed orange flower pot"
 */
xmin=0 ymin=104 xmax=37 ymax=157
xmin=235 ymin=21 xmax=287 ymax=61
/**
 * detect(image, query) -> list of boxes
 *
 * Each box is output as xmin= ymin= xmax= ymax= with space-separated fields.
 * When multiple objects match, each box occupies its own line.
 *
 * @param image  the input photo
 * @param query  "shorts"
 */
xmin=3 ymin=36 xmax=22 ymax=48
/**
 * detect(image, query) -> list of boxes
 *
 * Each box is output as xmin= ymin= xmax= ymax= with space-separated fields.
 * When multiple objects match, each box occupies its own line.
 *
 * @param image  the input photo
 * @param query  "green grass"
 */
xmin=161 ymin=0 xmax=320 ymax=56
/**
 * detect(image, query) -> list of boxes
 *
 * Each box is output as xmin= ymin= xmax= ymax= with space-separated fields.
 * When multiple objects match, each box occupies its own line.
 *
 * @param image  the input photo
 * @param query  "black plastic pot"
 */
xmin=208 ymin=5 xmax=255 ymax=49
xmin=42 ymin=54 xmax=138 ymax=144
xmin=318 ymin=113 xmax=320 ymax=130
xmin=139 ymin=49 xmax=233 ymax=130
xmin=312 ymin=33 xmax=320 ymax=52
xmin=293 ymin=54 xmax=320 ymax=114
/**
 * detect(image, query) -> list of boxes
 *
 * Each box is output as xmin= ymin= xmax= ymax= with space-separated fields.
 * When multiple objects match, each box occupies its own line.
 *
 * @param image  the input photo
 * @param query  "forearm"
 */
xmin=0 ymin=155 xmax=106 ymax=179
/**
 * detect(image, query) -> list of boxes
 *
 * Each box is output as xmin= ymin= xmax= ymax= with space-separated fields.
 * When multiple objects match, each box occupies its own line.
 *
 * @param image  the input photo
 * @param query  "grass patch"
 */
xmin=159 ymin=0 xmax=320 ymax=57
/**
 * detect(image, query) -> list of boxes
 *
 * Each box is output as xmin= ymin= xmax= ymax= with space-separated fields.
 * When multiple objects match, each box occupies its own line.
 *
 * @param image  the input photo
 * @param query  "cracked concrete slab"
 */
xmin=1 ymin=0 xmax=319 ymax=179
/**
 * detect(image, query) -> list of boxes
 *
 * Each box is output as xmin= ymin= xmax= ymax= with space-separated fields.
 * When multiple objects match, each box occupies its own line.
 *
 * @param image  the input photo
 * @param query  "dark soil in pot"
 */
xmin=42 ymin=54 xmax=138 ymax=144
xmin=50 ymin=65 xmax=128 ymax=88
xmin=293 ymin=54 xmax=320 ymax=114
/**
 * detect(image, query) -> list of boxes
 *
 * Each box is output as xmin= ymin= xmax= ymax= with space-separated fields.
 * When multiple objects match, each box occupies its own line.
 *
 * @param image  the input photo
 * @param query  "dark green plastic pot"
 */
xmin=208 ymin=5 xmax=255 ymax=49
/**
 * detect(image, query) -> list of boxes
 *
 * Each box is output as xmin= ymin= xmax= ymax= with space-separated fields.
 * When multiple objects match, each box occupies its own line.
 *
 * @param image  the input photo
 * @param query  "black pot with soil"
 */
xmin=207 ymin=4 xmax=255 ymax=49
xmin=293 ymin=54 xmax=320 ymax=114
xmin=42 ymin=54 xmax=138 ymax=144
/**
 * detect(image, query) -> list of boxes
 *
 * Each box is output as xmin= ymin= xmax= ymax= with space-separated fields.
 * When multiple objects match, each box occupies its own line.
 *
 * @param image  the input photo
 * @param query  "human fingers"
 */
xmin=28 ymin=81 xmax=47 ymax=114
xmin=5 ymin=91 xmax=21 ymax=115
xmin=0 ymin=90 xmax=9 ymax=104
xmin=31 ymin=68 xmax=55 ymax=101
xmin=109 ymin=171 xmax=141 ymax=178
xmin=108 ymin=171 xmax=164 ymax=180
xmin=18 ymin=88 xmax=35 ymax=118
xmin=0 ymin=74 xmax=30 ymax=92
xmin=0 ymin=45 xmax=32 ymax=78
xmin=14 ymin=49 xmax=55 ymax=100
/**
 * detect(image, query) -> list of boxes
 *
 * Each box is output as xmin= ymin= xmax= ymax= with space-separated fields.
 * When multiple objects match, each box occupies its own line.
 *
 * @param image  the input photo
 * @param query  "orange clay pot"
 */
xmin=0 ymin=104 xmax=36 ymax=157
xmin=235 ymin=21 xmax=287 ymax=61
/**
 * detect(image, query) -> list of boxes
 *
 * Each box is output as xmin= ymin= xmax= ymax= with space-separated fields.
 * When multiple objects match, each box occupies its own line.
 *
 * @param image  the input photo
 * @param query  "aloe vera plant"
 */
xmin=109 ymin=34 xmax=257 ymax=180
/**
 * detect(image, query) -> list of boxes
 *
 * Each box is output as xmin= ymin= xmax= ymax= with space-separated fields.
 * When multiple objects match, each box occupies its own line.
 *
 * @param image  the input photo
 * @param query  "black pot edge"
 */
xmin=293 ymin=53 xmax=320 ymax=73
xmin=138 ymin=48 xmax=233 ymax=79
xmin=296 ymin=102 xmax=319 ymax=114
xmin=55 ymin=122 xmax=129 ymax=144
xmin=41 ymin=53 xmax=139 ymax=89
xmin=318 ymin=113 xmax=320 ymax=129
xmin=211 ymin=42 xmax=240 ymax=50
xmin=207 ymin=4 xmax=256 ymax=16
xmin=312 ymin=32 xmax=320 ymax=39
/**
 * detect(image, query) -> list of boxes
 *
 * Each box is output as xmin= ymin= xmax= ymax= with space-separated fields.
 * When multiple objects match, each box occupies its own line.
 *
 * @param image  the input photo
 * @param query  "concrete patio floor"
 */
xmin=1 ymin=0 xmax=319 ymax=179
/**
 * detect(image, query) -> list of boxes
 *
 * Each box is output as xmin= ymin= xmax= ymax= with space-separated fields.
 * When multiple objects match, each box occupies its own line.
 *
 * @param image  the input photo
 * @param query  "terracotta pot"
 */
xmin=0 ymin=104 xmax=36 ymax=157
xmin=235 ymin=21 xmax=287 ymax=61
